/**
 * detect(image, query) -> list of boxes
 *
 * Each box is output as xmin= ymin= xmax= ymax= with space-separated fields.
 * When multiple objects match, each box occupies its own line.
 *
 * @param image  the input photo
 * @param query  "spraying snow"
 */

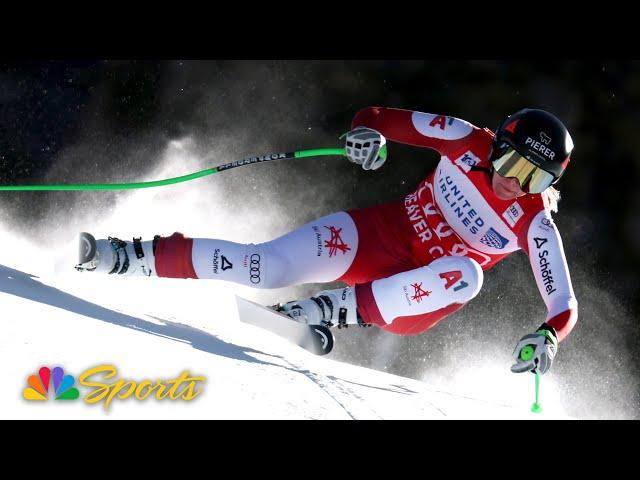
xmin=0 ymin=139 xmax=572 ymax=419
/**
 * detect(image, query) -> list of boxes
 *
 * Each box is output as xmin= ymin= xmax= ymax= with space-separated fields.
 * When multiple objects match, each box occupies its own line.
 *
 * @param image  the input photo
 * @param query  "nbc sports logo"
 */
xmin=21 ymin=364 xmax=206 ymax=410
xmin=23 ymin=366 xmax=80 ymax=401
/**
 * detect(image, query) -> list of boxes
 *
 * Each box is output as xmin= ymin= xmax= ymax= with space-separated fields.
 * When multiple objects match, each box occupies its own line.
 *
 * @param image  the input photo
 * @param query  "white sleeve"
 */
xmin=526 ymin=210 xmax=578 ymax=321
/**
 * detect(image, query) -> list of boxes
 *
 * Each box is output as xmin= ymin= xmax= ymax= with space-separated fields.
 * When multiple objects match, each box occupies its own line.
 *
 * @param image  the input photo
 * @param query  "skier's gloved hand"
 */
xmin=276 ymin=287 xmax=367 ymax=328
xmin=343 ymin=127 xmax=387 ymax=170
xmin=511 ymin=323 xmax=558 ymax=375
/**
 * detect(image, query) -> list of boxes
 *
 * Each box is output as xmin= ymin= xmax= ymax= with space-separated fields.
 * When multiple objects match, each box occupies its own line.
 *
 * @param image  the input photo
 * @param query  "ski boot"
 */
xmin=75 ymin=232 xmax=157 ymax=276
xmin=271 ymin=287 xmax=371 ymax=355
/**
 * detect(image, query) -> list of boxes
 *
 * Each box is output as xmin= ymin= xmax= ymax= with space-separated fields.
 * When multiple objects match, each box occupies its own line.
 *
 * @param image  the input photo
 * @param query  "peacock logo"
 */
xmin=23 ymin=366 xmax=80 ymax=401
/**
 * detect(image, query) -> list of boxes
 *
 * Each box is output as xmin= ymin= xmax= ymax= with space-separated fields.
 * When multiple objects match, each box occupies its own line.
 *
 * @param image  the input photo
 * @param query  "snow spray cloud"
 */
xmin=3 ymin=61 xmax=636 ymax=419
xmin=331 ymin=231 xmax=640 ymax=419
xmin=425 ymin=218 xmax=640 ymax=420
xmin=0 ymin=60 xmax=353 ymax=326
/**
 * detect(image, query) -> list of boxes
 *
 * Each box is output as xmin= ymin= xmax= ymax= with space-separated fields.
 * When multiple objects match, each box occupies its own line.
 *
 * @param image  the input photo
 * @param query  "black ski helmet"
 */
xmin=492 ymin=108 xmax=574 ymax=186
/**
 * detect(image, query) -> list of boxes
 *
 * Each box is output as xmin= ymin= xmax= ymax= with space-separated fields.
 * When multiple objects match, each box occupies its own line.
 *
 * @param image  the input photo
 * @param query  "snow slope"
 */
xmin=0 ymin=142 xmax=571 ymax=419
xmin=0 ymin=259 xmax=569 ymax=419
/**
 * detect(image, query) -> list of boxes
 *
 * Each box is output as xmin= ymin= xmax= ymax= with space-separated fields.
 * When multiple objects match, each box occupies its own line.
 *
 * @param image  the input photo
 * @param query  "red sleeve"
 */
xmin=547 ymin=309 xmax=578 ymax=342
xmin=352 ymin=107 xmax=477 ymax=156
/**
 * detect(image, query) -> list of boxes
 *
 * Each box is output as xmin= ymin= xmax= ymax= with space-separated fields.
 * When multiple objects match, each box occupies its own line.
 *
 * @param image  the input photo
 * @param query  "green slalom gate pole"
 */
xmin=0 ymin=148 xmax=348 ymax=191
xmin=519 ymin=345 xmax=542 ymax=413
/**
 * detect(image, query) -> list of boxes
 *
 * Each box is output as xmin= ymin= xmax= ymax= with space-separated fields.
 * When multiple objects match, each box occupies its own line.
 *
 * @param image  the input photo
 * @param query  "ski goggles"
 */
xmin=491 ymin=143 xmax=556 ymax=194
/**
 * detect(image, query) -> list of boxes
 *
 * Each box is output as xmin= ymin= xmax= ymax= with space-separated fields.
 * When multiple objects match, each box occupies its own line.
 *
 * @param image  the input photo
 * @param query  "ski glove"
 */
xmin=511 ymin=323 xmax=558 ymax=375
xmin=344 ymin=127 xmax=387 ymax=170
xmin=276 ymin=287 xmax=368 ymax=328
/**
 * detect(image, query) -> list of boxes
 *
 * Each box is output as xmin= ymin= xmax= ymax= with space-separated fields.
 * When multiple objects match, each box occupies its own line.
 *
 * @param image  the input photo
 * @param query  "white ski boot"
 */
xmin=269 ymin=287 xmax=371 ymax=356
xmin=75 ymin=232 xmax=157 ymax=277
xmin=274 ymin=287 xmax=370 ymax=329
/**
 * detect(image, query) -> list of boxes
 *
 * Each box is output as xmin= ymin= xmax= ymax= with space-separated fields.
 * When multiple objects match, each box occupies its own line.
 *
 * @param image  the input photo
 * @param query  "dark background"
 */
xmin=1 ymin=60 xmax=638 ymax=418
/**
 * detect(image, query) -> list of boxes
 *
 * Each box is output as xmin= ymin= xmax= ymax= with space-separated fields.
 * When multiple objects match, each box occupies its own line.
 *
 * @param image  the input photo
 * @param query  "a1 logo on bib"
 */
xmin=454 ymin=151 xmax=480 ymax=173
xmin=439 ymin=270 xmax=468 ymax=292
xmin=502 ymin=201 xmax=524 ymax=227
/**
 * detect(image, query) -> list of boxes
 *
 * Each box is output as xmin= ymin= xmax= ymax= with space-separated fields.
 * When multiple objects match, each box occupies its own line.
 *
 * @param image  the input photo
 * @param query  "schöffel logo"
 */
xmin=213 ymin=249 xmax=233 ymax=274
xmin=23 ymin=366 xmax=80 ymax=401
xmin=220 ymin=255 xmax=233 ymax=271
xmin=533 ymin=237 xmax=556 ymax=295
xmin=479 ymin=227 xmax=510 ymax=250
xmin=212 ymin=248 xmax=221 ymax=274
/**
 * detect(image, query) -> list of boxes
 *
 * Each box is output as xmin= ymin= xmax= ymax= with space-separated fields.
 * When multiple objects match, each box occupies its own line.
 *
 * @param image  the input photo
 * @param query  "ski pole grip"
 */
xmin=520 ymin=345 xmax=535 ymax=361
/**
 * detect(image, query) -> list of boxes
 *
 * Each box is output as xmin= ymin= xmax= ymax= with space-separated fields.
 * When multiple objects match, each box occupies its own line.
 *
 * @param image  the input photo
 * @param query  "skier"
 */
xmin=76 ymin=107 xmax=578 ymax=375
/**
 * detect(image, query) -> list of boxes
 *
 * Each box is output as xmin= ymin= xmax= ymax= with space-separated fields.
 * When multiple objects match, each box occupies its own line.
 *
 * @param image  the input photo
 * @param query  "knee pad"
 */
xmin=366 ymin=255 xmax=483 ymax=325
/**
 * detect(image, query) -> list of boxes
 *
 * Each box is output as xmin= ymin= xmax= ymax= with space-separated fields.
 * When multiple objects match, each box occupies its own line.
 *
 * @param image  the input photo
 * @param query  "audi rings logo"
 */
xmin=249 ymin=254 xmax=261 ymax=284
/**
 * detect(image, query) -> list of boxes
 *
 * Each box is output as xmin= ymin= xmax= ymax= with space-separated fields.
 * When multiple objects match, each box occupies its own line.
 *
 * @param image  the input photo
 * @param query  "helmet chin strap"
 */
xmin=470 ymin=164 xmax=493 ymax=175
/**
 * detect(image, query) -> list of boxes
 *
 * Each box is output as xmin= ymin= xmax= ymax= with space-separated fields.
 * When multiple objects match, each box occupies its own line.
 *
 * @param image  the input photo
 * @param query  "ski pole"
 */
xmin=532 ymin=372 xmax=542 ymax=413
xmin=0 ymin=147 xmax=348 ymax=191
xmin=519 ymin=345 xmax=542 ymax=413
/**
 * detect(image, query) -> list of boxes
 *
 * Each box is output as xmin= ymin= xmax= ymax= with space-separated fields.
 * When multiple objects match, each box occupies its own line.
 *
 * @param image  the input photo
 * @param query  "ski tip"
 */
xmin=235 ymin=295 xmax=335 ymax=356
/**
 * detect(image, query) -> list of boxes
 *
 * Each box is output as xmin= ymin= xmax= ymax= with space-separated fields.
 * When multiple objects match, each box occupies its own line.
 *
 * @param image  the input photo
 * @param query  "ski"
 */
xmin=235 ymin=296 xmax=334 ymax=355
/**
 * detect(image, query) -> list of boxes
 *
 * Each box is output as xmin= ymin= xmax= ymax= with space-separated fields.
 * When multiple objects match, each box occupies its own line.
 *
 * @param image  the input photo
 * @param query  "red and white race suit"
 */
xmin=152 ymin=107 xmax=578 ymax=340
